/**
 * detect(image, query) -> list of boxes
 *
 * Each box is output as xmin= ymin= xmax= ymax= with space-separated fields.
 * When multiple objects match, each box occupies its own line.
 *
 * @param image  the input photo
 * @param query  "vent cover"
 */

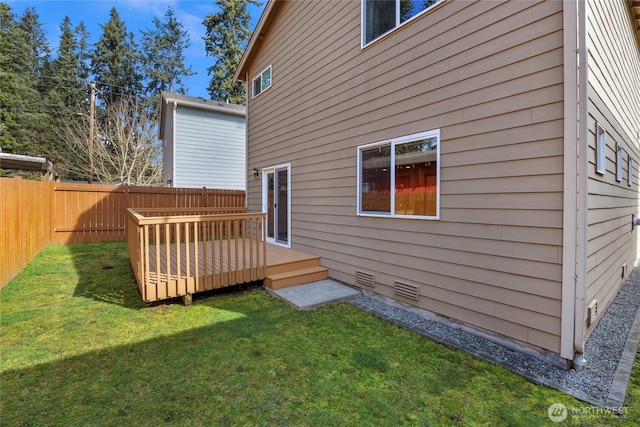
xmin=355 ymin=270 xmax=375 ymax=287
xmin=394 ymin=281 xmax=419 ymax=301
xmin=587 ymin=300 xmax=598 ymax=327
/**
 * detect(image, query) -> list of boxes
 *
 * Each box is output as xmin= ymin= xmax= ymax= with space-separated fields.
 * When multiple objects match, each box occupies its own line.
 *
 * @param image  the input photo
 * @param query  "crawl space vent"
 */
xmin=355 ymin=270 xmax=375 ymax=287
xmin=394 ymin=281 xmax=419 ymax=301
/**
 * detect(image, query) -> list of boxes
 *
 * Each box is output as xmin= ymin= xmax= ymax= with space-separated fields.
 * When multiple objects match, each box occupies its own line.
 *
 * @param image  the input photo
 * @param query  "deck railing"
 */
xmin=127 ymin=207 xmax=267 ymax=303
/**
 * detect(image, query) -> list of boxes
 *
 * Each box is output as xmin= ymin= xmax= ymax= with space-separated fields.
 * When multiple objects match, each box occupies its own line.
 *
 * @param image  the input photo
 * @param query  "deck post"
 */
xmin=182 ymin=293 xmax=192 ymax=306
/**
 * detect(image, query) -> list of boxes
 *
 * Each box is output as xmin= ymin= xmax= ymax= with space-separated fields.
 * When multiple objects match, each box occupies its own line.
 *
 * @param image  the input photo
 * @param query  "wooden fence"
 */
xmin=52 ymin=183 xmax=245 ymax=244
xmin=0 ymin=177 xmax=246 ymax=289
xmin=1 ymin=177 xmax=52 ymax=289
xmin=127 ymin=208 xmax=266 ymax=303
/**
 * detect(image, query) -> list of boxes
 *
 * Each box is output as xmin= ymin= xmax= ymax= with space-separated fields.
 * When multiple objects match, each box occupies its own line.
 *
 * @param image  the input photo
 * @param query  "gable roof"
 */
xmin=160 ymin=91 xmax=246 ymax=116
xmin=158 ymin=91 xmax=246 ymax=140
xmin=234 ymin=0 xmax=280 ymax=83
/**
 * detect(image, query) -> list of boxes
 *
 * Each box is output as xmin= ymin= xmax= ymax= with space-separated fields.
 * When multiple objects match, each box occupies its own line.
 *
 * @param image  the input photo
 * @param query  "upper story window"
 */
xmin=362 ymin=0 xmax=443 ymax=46
xmin=358 ymin=129 xmax=440 ymax=219
xmin=252 ymin=65 xmax=272 ymax=98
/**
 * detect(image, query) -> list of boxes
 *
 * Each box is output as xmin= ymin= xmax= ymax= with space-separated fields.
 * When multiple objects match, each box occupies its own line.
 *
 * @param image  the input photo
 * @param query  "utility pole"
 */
xmin=88 ymin=82 xmax=95 ymax=184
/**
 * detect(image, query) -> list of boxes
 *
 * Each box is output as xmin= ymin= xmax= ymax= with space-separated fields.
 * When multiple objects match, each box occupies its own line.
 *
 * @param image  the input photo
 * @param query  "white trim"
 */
xmin=261 ymin=163 xmax=291 ymax=248
xmin=596 ymin=123 xmax=606 ymax=175
xmin=171 ymin=101 xmax=177 ymax=187
xmin=616 ymin=145 xmax=624 ymax=182
xmin=357 ymin=129 xmax=440 ymax=220
xmin=361 ymin=0 xmax=445 ymax=49
xmin=252 ymin=64 xmax=272 ymax=99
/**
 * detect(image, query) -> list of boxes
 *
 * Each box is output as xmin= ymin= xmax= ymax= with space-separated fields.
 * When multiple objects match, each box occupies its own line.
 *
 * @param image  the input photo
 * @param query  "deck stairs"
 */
xmin=264 ymin=249 xmax=328 ymax=289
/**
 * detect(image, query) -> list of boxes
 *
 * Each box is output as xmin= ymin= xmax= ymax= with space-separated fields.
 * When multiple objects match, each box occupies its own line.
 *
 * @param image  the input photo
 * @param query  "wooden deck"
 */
xmin=127 ymin=208 xmax=327 ymax=303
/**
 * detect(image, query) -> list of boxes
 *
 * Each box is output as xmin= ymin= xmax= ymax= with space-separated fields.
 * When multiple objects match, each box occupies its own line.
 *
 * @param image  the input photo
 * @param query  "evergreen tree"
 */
xmin=203 ymin=0 xmax=260 ymax=104
xmin=45 ymin=16 xmax=87 ymax=179
xmin=74 ymin=21 xmax=91 ymax=82
xmin=91 ymin=8 xmax=142 ymax=104
xmin=141 ymin=6 xmax=194 ymax=99
xmin=0 ymin=5 xmax=49 ymax=159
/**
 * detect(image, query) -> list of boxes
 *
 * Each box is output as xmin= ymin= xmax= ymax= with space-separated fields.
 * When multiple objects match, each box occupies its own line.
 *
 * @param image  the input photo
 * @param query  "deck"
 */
xmin=127 ymin=207 xmax=326 ymax=303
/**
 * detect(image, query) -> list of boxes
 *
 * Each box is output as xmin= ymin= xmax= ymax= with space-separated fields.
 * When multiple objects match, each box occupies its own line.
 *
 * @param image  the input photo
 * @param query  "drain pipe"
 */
xmin=573 ymin=0 xmax=589 ymax=364
xmin=560 ymin=0 xmax=579 ymax=364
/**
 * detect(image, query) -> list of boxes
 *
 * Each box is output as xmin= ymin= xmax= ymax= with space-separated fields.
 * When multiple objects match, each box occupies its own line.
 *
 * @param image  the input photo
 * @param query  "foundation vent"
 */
xmin=355 ymin=270 xmax=375 ymax=287
xmin=623 ymin=263 xmax=629 ymax=278
xmin=587 ymin=299 xmax=598 ymax=327
xmin=394 ymin=281 xmax=419 ymax=301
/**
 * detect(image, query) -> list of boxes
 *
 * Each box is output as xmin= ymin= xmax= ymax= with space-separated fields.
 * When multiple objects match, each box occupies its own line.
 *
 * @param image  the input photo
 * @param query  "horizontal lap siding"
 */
xmin=585 ymin=0 xmax=640 ymax=341
xmin=247 ymin=0 xmax=564 ymax=353
xmin=174 ymin=107 xmax=246 ymax=190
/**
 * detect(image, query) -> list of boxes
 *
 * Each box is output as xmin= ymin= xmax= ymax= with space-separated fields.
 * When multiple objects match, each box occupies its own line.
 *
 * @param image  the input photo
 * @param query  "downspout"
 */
xmin=560 ymin=0 xmax=579 ymax=362
xmin=245 ymin=70 xmax=250 ymax=209
xmin=574 ymin=0 xmax=589 ymax=358
xmin=172 ymin=101 xmax=177 ymax=187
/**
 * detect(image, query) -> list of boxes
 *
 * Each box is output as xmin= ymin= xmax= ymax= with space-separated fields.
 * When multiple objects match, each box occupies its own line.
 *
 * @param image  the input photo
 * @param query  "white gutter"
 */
xmin=574 ymin=0 xmax=589 ymax=356
xmin=560 ymin=0 xmax=579 ymax=361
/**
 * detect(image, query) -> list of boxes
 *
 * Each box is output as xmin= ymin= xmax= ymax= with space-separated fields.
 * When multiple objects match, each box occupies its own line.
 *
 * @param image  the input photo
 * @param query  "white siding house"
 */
xmin=159 ymin=92 xmax=247 ymax=190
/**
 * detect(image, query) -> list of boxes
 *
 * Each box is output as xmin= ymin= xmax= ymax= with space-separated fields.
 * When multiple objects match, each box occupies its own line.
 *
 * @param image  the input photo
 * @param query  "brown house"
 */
xmin=235 ymin=0 xmax=640 ymax=368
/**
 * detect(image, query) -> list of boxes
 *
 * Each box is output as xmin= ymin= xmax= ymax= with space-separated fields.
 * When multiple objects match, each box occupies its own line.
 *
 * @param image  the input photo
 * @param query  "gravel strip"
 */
xmin=349 ymin=267 xmax=640 ymax=407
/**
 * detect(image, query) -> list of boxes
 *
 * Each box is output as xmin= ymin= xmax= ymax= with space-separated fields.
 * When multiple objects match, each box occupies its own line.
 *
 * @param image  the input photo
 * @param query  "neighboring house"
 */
xmin=234 ymin=0 xmax=640 ymax=368
xmin=159 ymin=91 xmax=247 ymax=190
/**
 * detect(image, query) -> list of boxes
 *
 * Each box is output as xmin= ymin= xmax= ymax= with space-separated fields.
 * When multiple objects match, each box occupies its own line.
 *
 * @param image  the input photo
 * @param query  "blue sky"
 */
xmin=7 ymin=0 xmax=267 ymax=99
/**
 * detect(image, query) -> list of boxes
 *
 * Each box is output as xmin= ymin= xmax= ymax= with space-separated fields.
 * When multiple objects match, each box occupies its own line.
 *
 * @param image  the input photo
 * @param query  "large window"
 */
xmin=362 ymin=0 xmax=442 ymax=46
xmin=252 ymin=65 xmax=272 ymax=98
xmin=358 ymin=129 xmax=440 ymax=219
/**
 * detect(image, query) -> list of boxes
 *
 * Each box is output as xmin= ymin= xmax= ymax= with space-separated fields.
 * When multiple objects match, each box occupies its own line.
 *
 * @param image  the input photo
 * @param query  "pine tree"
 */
xmin=203 ymin=0 xmax=260 ymax=104
xmin=91 ymin=7 xmax=142 ymax=104
xmin=74 ymin=21 xmax=91 ymax=82
xmin=141 ymin=7 xmax=194 ymax=97
xmin=44 ymin=16 xmax=88 ymax=179
xmin=0 ymin=5 xmax=49 ymax=159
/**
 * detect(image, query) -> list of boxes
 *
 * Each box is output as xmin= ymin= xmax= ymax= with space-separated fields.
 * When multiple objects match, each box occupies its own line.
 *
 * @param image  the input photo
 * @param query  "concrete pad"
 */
xmin=266 ymin=279 xmax=361 ymax=310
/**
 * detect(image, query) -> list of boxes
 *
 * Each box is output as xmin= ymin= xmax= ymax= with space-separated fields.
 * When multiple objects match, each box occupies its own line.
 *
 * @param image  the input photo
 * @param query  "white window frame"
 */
xmin=261 ymin=163 xmax=291 ymax=248
xmin=616 ymin=144 xmax=623 ymax=182
xmin=252 ymin=65 xmax=272 ymax=99
xmin=361 ymin=0 xmax=444 ymax=48
xmin=357 ymin=129 xmax=440 ymax=220
xmin=596 ymin=123 xmax=606 ymax=175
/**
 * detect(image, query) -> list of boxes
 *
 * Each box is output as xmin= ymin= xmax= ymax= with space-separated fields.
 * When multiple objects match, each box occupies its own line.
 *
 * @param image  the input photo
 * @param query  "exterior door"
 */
xmin=263 ymin=164 xmax=290 ymax=247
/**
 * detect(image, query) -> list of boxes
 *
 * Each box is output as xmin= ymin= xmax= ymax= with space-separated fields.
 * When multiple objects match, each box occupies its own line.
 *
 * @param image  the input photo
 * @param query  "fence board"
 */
xmin=0 ymin=177 xmax=52 ymax=289
xmin=51 ymin=183 xmax=245 ymax=244
xmin=1 ymin=178 xmax=245 ymax=288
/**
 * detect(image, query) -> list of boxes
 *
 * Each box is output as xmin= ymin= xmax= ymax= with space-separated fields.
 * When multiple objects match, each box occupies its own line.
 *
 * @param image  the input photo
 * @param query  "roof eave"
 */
xmin=234 ymin=0 xmax=279 ymax=83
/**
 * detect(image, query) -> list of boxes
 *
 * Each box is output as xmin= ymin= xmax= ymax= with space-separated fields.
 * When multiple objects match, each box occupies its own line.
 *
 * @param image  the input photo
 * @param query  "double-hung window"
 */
xmin=252 ymin=65 xmax=272 ymax=98
xmin=358 ymin=129 xmax=440 ymax=219
xmin=362 ymin=0 xmax=443 ymax=46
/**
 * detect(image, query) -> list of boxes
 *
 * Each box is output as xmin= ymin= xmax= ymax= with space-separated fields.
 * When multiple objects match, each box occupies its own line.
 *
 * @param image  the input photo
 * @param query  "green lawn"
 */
xmin=1 ymin=242 xmax=638 ymax=426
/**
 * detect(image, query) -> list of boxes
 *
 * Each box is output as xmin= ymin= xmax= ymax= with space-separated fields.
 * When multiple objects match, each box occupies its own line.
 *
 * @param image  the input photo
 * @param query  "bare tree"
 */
xmin=62 ymin=99 xmax=162 ymax=185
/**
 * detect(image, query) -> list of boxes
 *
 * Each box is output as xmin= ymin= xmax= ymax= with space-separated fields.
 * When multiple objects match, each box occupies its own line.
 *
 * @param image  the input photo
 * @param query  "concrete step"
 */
xmin=265 ymin=265 xmax=328 ymax=290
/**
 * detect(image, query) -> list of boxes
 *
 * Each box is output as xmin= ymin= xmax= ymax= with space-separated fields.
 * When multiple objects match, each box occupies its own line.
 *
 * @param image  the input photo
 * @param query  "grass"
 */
xmin=1 ymin=242 xmax=638 ymax=426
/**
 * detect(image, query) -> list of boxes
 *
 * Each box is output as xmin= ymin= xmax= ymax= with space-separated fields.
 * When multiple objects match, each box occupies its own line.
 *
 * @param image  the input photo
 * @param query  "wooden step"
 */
xmin=266 ymin=257 xmax=323 ymax=276
xmin=265 ymin=266 xmax=328 ymax=290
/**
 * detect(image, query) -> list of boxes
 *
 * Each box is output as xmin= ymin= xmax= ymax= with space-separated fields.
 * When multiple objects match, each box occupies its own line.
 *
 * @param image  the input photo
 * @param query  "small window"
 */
xmin=358 ymin=129 xmax=440 ymax=219
xmin=629 ymin=158 xmax=634 ymax=186
xmin=252 ymin=65 xmax=271 ymax=98
xmin=596 ymin=124 xmax=606 ymax=175
xmin=616 ymin=145 xmax=623 ymax=182
xmin=362 ymin=0 xmax=443 ymax=46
